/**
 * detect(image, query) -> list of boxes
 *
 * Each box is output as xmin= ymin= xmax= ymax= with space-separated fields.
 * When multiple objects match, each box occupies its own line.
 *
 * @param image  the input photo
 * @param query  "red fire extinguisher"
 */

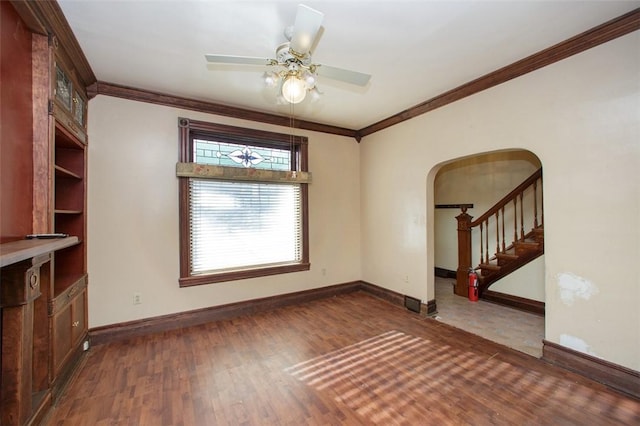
xmin=468 ymin=269 xmax=479 ymax=302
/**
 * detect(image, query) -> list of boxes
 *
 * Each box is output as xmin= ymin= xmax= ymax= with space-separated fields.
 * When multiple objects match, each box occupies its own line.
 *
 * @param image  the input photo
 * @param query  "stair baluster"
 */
xmin=479 ymin=221 xmax=484 ymax=266
xmin=513 ymin=197 xmax=518 ymax=242
xmin=495 ymin=210 xmax=500 ymax=256
xmin=484 ymin=219 xmax=489 ymax=264
xmin=520 ymin=192 xmax=525 ymax=241
xmin=501 ymin=206 xmax=506 ymax=253
xmin=533 ymin=180 xmax=539 ymax=228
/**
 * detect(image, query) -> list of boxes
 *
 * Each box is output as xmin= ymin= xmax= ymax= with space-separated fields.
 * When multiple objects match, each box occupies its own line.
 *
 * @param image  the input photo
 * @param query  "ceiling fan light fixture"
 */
xmin=205 ymin=4 xmax=370 ymax=105
xmin=263 ymin=71 xmax=280 ymax=87
xmin=309 ymin=86 xmax=322 ymax=103
xmin=282 ymin=75 xmax=307 ymax=104
xmin=302 ymin=70 xmax=316 ymax=87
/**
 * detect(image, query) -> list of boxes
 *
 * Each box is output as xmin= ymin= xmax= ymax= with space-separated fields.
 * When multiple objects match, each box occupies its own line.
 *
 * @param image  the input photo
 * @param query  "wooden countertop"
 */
xmin=0 ymin=236 xmax=80 ymax=268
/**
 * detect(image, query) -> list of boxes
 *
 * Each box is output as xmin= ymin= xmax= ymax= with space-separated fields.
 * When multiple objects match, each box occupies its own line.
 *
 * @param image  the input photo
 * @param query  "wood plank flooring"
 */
xmin=44 ymin=291 xmax=639 ymax=425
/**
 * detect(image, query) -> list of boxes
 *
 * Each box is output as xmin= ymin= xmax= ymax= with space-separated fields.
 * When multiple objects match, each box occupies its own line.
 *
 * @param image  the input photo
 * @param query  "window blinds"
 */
xmin=189 ymin=178 xmax=302 ymax=275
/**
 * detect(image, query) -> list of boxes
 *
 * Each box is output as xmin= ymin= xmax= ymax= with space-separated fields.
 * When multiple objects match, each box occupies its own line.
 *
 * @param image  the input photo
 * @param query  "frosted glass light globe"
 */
xmin=282 ymin=76 xmax=307 ymax=104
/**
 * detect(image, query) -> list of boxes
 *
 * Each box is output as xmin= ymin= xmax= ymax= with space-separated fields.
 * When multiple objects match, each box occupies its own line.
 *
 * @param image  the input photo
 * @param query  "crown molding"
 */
xmin=357 ymin=8 xmax=640 ymax=138
xmin=10 ymin=0 xmax=97 ymax=87
xmin=91 ymin=81 xmax=359 ymax=140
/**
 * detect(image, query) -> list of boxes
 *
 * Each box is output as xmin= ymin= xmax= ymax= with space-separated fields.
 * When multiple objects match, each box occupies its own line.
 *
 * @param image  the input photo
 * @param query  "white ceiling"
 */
xmin=58 ymin=1 xmax=638 ymax=130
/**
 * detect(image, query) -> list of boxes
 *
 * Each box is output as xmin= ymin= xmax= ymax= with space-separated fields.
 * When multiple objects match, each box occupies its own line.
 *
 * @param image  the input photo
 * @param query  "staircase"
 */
xmin=455 ymin=168 xmax=543 ymax=297
xmin=477 ymin=224 xmax=544 ymax=292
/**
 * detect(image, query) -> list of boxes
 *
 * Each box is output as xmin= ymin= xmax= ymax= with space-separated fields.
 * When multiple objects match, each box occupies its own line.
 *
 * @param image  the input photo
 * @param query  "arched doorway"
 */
xmin=428 ymin=149 xmax=545 ymax=357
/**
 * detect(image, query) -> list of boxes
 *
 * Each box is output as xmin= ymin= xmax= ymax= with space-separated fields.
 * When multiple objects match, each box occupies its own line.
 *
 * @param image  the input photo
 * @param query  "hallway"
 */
xmin=434 ymin=277 xmax=545 ymax=358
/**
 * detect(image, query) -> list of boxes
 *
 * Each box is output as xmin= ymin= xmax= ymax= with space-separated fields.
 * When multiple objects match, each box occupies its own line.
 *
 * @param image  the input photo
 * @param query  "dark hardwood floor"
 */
xmin=44 ymin=291 xmax=639 ymax=425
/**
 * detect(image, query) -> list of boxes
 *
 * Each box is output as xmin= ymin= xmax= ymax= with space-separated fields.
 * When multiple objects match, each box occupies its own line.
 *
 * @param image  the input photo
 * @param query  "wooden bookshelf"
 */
xmin=1 ymin=2 xmax=94 ymax=424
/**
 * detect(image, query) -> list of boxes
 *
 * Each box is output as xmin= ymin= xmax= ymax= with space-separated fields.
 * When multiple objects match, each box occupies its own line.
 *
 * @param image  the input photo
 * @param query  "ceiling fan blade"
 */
xmin=205 ymin=54 xmax=272 ymax=66
xmin=316 ymin=65 xmax=371 ymax=87
xmin=308 ymin=25 xmax=324 ymax=55
xmin=290 ymin=4 xmax=324 ymax=55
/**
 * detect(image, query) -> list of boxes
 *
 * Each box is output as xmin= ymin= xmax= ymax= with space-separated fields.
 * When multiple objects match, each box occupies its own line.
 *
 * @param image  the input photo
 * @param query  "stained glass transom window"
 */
xmin=194 ymin=140 xmax=291 ymax=171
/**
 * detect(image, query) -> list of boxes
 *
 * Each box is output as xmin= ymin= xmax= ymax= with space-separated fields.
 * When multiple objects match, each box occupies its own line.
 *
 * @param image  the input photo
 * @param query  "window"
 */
xmin=177 ymin=118 xmax=310 ymax=287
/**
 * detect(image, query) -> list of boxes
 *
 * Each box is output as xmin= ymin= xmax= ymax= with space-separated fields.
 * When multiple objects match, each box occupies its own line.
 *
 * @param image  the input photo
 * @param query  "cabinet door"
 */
xmin=52 ymin=288 xmax=87 ymax=375
xmin=71 ymin=289 xmax=87 ymax=345
xmin=52 ymin=303 xmax=72 ymax=375
xmin=72 ymin=90 xmax=86 ymax=128
xmin=55 ymin=63 xmax=73 ymax=112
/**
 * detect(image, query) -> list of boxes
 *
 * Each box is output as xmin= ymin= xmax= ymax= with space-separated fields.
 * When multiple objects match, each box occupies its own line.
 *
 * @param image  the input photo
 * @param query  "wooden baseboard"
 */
xmin=434 ymin=267 xmax=456 ymax=279
xmin=90 ymin=280 xmax=434 ymax=345
xmin=90 ymin=281 xmax=362 ymax=345
xmin=48 ymin=337 xmax=88 ymax=412
xmin=359 ymin=280 xmax=405 ymax=307
xmin=482 ymin=290 xmax=545 ymax=316
xmin=27 ymin=389 xmax=51 ymax=426
xmin=424 ymin=299 xmax=437 ymax=316
xmin=542 ymin=340 xmax=640 ymax=400
xmin=359 ymin=281 xmax=437 ymax=317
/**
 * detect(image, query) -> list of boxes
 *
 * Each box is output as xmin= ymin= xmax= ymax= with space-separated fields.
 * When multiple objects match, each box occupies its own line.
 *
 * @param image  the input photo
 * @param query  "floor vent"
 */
xmin=404 ymin=296 xmax=421 ymax=313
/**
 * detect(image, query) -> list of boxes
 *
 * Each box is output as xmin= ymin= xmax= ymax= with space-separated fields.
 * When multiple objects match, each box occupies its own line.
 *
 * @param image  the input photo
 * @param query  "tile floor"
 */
xmin=433 ymin=277 xmax=545 ymax=358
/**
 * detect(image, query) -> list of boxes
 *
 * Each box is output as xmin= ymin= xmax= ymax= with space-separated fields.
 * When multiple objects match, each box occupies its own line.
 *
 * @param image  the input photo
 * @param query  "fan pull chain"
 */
xmin=289 ymin=102 xmax=296 ymax=172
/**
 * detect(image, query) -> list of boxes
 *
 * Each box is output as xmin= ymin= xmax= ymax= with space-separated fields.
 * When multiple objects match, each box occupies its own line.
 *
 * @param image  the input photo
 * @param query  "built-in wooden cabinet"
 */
xmin=0 ymin=1 xmax=93 ymax=423
xmin=48 ymin=53 xmax=89 ymax=397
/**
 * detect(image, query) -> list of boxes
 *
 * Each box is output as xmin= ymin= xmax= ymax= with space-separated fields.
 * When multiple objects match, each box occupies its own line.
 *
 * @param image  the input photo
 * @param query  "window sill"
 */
xmin=179 ymin=262 xmax=311 ymax=287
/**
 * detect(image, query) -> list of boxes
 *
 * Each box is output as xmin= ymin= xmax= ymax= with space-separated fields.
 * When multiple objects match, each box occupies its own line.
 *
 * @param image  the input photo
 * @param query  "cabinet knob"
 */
xmin=72 ymin=321 xmax=80 ymax=327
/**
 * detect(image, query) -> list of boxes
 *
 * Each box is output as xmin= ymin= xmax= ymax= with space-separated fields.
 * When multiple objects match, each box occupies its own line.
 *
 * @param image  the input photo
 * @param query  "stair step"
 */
xmin=515 ymin=240 xmax=541 ymax=248
xmin=479 ymin=262 xmax=501 ymax=272
xmin=514 ymin=240 xmax=541 ymax=255
xmin=496 ymin=252 xmax=518 ymax=258
xmin=532 ymin=228 xmax=544 ymax=242
xmin=495 ymin=252 xmax=519 ymax=266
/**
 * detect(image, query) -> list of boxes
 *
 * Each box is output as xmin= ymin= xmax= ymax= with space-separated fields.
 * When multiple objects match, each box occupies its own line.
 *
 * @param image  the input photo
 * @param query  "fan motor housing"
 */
xmin=276 ymin=42 xmax=310 ymax=66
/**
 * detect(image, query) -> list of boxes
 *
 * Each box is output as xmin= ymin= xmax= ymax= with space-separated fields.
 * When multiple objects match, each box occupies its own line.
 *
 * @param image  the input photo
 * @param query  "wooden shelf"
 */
xmin=0 ymin=236 xmax=80 ymax=268
xmin=54 ymin=165 xmax=82 ymax=180
xmin=54 ymin=121 xmax=84 ymax=149
xmin=54 ymin=209 xmax=83 ymax=215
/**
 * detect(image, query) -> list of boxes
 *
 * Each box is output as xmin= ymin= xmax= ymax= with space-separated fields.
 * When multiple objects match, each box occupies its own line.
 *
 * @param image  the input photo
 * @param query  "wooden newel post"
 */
xmin=455 ymin=207 xmax=473 ymax=297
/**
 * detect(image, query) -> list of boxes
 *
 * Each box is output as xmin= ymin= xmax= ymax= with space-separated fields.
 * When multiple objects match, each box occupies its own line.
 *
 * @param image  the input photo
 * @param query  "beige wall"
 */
xmin=87 ymin=97 xmax=361 ymax=328
xmin=361 ymin=32 xmax=639 ymax=370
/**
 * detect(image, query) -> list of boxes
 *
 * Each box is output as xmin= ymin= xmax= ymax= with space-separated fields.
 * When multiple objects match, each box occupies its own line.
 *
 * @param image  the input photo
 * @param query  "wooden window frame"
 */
xmin=178 ymin=118 xmax=310 ymax=287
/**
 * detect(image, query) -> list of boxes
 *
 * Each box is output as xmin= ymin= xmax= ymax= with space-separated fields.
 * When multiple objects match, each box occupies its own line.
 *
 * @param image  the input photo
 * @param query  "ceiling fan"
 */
xmin=205 ymin=4 xmax=371 ymax=104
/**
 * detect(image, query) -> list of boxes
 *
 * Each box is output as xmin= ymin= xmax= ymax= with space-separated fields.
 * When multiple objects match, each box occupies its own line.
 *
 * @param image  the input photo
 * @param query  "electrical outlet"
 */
xmin=133 ymin=292 xmax=142 ymax=305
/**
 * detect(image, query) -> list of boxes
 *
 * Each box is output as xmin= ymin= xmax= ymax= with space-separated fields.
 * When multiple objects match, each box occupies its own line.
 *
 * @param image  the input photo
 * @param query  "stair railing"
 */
xmin=455 ymin=168 xmax=543 ymax=296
